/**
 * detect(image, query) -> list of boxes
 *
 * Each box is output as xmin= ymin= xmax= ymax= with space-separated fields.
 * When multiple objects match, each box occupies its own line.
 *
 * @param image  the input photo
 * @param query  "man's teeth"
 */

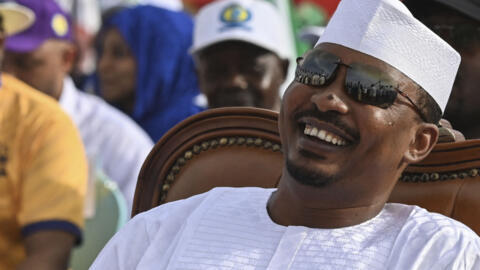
xmin=303 ymin=124 xmax=347 ymax=146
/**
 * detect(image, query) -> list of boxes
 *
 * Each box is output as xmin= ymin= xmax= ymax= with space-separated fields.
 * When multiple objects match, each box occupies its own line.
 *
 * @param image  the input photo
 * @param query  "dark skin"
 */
xmin=406 ymin=1 xmax=480 ymax=139
xmin=3 ymin=40 xmax=76 ymax=101
xmin=97 ymin=28 xmax=136 ymax=115
xmin=0 ymin=15 xmax=76 ymax=270
xmin=17 ymin=231 xmax=75 ymax=270
xmin=267 ymin=43 xmax=439 ymax=228
xmin=195 ymin=41 xmax=289 ymax=111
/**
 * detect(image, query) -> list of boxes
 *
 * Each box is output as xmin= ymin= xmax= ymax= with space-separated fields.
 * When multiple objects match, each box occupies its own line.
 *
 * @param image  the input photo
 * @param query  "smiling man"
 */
xmin=91 ymin=0 xmax=480 ymax=268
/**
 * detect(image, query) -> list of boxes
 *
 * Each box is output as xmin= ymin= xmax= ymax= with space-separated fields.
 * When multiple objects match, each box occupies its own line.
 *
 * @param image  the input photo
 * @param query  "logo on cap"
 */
xmin=219 ymin=4 xmax=252 ymax=31
xmin=51 ymin=13 xmax=69 ymax=37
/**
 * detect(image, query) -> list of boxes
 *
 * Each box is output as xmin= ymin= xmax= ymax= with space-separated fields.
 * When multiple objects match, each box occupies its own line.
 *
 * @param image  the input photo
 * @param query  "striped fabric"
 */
xmin=91 ymin=187 xmax=480 ymax=269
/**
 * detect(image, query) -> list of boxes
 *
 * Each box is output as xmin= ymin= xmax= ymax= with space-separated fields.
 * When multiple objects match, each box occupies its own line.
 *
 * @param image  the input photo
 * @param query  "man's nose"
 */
xmin=310 ymin=80 xmax=349 ymax=114
xmin=310 ymin=64 xmax=350 ymax=114
xmin=223 ymin=72 xmax=248 ymax=90
xmin=98 ymin=55 xmax=110 ymax=72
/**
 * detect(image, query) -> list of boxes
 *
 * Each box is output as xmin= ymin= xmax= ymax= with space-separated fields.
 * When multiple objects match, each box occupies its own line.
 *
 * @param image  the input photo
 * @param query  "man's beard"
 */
xmin=286 ymin=158 xmax=337 ymax=188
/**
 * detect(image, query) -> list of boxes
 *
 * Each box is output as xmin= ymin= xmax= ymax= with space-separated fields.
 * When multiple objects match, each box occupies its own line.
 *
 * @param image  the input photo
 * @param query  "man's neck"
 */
xmin=53 ymin=80 xmax=65 ymax=101
xmin=267 ymin=172 xmax=389 ymax=229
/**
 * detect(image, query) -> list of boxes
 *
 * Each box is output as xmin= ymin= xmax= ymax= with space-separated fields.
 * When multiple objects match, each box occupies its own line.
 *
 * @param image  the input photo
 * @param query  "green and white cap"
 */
xmin=191 ymin=0 xmax=292 ymax=59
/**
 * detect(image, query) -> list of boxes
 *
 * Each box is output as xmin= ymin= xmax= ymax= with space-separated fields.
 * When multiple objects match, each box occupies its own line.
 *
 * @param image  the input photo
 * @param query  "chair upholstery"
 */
xmin=133 ymin=107 xmax=480 ymax=234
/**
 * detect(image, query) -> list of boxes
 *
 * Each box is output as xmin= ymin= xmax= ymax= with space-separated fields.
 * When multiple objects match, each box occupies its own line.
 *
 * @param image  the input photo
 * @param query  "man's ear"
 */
xmin=404 ymin=123 xmax=439 ymax=164
xmin=62 ymin=43 xmax=77 ymax=74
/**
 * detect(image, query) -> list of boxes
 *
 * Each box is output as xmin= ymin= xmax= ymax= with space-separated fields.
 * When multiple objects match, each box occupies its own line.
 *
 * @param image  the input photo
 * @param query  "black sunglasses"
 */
xmin=294 ymin=50 xmax=427 ymax=122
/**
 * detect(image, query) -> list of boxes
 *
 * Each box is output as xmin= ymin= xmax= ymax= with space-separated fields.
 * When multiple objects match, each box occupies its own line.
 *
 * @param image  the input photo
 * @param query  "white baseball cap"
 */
xmin=0 ymin=1 xmax=35 ymax=35
xmin=191 ymin=0 xmax=291 ymax=59
xmin=316 ymin=0 xmax=461 ymax=113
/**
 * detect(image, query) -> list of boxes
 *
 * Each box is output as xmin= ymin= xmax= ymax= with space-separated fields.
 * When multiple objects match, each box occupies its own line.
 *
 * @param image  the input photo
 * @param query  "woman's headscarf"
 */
xmin=102 ymin=5 xmax=203 ymax=141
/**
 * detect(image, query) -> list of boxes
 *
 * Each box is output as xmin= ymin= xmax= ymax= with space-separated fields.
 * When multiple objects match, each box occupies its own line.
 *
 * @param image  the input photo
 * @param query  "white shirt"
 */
xmin=91 ymin=187 xmax=480 ymax=269
xmin=60 ymin=77 xmax=153 ymax=210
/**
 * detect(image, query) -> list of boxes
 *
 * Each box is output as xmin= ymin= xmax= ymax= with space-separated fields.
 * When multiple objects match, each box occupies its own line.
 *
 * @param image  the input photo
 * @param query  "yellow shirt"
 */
xmin=0 ymin=74 xmax=87 ymax=269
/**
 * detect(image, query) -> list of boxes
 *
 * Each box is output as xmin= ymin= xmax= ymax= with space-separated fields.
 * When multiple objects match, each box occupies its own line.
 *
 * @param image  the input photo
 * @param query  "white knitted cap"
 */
xmin=191 ymin=0 xmax=291 ymax=59
xmin=315 ymin=0 xmax=461 ymax=112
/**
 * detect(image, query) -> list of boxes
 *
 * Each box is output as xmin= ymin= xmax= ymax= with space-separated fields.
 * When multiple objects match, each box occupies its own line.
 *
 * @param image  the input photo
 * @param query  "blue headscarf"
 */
xmin=102 ymin=5 xmax=203 ymax=142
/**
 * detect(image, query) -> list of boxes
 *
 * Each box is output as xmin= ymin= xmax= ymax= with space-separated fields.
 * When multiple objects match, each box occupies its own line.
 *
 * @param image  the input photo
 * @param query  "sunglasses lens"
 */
xmin=294 ymin=50 xmax=340 ymax=87
xmin=294 ymin=50 xmax=400 ymax=109
xmin=345 ymin=63 xmax=398 ymax=108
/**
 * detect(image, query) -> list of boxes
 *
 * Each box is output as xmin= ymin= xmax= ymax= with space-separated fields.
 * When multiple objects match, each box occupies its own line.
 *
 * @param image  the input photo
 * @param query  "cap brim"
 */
xmin=5 ymin=34 xmax=45 ymax=53
xmin=190 ymin=35 xmax=286 ymax=59
xmin=0 ymin=3 xmax=35 ymax=36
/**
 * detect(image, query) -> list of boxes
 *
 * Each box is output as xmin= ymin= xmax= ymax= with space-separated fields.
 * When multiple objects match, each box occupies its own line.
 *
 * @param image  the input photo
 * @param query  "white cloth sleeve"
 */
xmin=89 ymin=191 xmax=210 ymax=269
xmin=387 ymin=211 xmax=480 ymax=270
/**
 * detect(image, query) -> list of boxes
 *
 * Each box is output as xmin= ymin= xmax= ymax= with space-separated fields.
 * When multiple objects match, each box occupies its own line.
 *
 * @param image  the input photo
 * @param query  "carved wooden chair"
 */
xmin=132 ymin=107 xmax=480 ymax=234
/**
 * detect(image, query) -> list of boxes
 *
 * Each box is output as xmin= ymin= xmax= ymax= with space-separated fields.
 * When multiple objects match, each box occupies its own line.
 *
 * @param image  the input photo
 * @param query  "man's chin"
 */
xmin=285 ymin=158 xmax=337 ymax=188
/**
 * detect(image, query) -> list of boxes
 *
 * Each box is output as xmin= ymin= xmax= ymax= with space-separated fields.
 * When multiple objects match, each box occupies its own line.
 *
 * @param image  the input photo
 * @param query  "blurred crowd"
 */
xmin=0 ymin=0 xmax=478 ymax=269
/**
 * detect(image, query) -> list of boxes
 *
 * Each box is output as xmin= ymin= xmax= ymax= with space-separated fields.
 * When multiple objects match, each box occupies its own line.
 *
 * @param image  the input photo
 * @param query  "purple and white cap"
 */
xmin=6 ymin=0 xmax=73 ymax=53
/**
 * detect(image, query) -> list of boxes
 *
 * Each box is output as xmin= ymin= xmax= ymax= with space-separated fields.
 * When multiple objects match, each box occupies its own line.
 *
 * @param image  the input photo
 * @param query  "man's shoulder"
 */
xmin=1 ymin=74 xmax=68 ymax=118
xmin=385 ymin=203 xmax=477 ymax=237
xmin=387 ymin=204 xmax=480 ymax=268
xmin=407 ymin=205 xmax=478 ymax=238
xmin=143 ymin=187 xmax=273 ymax=214
xmin=136 ymin=187 xmax=273 ymax=223
xmin=1 ymin=74 xmax=78 ymax=138
xmin=390 ymin=203 xmax=480 ymax=252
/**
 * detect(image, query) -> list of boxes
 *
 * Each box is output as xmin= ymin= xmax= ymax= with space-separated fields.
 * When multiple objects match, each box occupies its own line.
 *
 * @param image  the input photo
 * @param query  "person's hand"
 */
xmin=437 ymin=118 xmax=465 ymax=143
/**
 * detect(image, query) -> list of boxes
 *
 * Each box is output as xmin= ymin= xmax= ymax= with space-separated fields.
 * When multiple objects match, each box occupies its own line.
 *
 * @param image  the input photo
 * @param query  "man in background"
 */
xmin=0 ymin=2 xmax=87 ymax=269
xmin=3 ymin=0 xmax=154 ymax=210
xmin=191 ymin=0 xmax=291 ymax=111
xmin=405 ymin=0 xmax=480 ymax=139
